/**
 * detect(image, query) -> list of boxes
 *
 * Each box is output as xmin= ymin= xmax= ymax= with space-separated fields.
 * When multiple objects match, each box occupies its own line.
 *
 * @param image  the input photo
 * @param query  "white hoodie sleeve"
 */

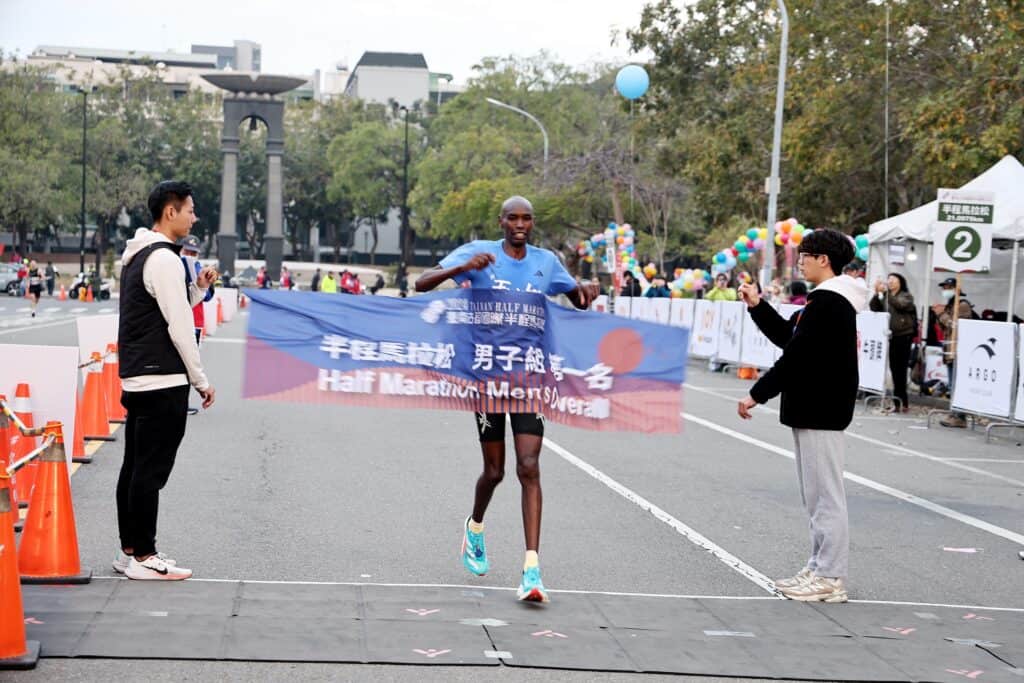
xmin=143 ymin=249 xmax=210 ymax=391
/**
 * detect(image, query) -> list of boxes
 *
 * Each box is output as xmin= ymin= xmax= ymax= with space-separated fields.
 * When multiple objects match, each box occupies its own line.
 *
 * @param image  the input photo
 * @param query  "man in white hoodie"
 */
xmin=736 ymin=228 xmax=864 ymax=603
xmin=114 ymin=180 xmax=217 ymax=581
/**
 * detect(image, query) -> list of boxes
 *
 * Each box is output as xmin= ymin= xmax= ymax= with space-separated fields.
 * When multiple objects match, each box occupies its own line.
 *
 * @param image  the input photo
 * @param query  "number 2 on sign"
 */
xmin=947 ymin=227 xmax=979 ymax=262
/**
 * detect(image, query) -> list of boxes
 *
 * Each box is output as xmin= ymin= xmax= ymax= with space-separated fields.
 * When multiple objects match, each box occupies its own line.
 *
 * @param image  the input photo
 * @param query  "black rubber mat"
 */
xmin=20 ymin=580 xmax=1024 ymax=680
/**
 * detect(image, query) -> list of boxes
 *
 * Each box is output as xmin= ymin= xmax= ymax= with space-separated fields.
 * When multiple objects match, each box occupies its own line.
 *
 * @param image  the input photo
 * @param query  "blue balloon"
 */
xmin=616 ymin=65 xmax=649 ymax=100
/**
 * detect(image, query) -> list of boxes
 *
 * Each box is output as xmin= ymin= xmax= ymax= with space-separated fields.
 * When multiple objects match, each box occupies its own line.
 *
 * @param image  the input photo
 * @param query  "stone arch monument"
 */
xmin=202 ymin=73 xmax=305 ymax=280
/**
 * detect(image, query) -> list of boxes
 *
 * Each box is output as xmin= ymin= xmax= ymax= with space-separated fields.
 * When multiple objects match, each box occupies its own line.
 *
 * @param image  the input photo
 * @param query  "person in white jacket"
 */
xmin=113 ymin=180 xmax=217 ymax=581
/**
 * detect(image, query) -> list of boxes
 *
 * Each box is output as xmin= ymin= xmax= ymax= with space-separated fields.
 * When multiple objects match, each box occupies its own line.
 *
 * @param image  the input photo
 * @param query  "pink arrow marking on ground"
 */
xmin=405 ymin=608 xmax=440 ymax=616
xmin=24 ymin=617 xmax=44 ymax=625
xmin=413 ymin=648 xmax=451 ymax=658
xmin=531 ymin=629 xmax=568 ymax=638
xmin=945 ymin=669 xmax=984 ymax=679
xmin=963 ymin=614 xmax=994 ymax=621
xmin=883 ymin=627 xmax=916 ymax=635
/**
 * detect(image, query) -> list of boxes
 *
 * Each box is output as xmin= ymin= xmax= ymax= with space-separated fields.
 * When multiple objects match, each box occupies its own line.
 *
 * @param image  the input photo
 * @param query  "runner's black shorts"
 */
xmin=29 ymin=285 xmax=42 ymax=297
xmin=475 ymin=412 xmax=544 ymax=442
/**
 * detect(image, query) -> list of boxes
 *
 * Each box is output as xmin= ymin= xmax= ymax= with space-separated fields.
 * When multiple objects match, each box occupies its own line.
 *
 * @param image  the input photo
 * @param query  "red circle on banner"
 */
xmin=598 ymin=328 xmax=645 ymax=374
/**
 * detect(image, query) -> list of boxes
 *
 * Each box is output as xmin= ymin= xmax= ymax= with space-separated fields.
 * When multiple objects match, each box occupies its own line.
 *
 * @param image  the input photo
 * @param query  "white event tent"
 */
xmin=867 ymin=155 xmax=1024 ymax=322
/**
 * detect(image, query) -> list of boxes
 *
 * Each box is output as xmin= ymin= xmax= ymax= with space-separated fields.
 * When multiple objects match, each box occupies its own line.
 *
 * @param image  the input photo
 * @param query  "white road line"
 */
xmin=16 ymin=307 xmax=30 ymax=313
xmin=203 ymin=337 xmax=245 ymax=344
xmin=0 ymin=318 xmax=75 ymax=336
xmin=682 ymin=411 xmax=1024 ymax=547
xmin=43 ymin=307 xmax=59 ymax=313
xmin=87 ymin=576 xmax=1024 ymax=612
xmin=98 ymin=307 xmax=114 ymax=313
xmin=945 ymin=458 xmax=1024 ymax=464
xmin=70 ymin=307 xmax=87 ymax=313
xmin=685 ymin=383 xmax=1024 ymax=488
xmin=541 ymin=436 xmax=779 ymax=596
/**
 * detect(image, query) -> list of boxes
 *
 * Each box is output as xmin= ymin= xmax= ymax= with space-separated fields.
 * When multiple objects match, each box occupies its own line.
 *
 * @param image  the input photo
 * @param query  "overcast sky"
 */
xmin=1 ymin=0 xmax=655 ymax=82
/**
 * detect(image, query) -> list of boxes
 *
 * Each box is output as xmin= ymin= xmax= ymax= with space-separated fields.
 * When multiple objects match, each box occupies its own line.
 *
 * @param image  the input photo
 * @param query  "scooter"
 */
xmin=69 ymin=271 xmax=112 ymax=300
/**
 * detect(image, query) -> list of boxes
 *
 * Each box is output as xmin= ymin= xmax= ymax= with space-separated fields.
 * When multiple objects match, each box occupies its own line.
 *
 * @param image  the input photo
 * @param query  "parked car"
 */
xmin=1 ymin=263 xmax=21 ymax=296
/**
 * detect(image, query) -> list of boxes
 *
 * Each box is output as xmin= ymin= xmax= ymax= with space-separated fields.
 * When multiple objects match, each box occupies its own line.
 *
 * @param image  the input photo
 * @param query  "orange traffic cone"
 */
xmin=82 ymin=352 xmax=114 ymax=442
xmin=0 ymin=397 xmax=22 ymax=533
xmin=239 ymin=294 xmax=247 ymax=309
xmin=85 ymin=285 xmax=94 ymax=303
xmin=216 ymin=296 xmax=224 ymax=325
xmin=0 ymin=473 xmax=39 ymax=668
xmin=102 ymin=344 xmax=126 ymax=423
xmin=9 ymin=384 xmax=37 ymax=509
xmin=71 ymin=385 xmax=90 ymax=464
xmin=18 ymin=421 xmax=91 ymax=584
xmin=58 ymin=284 xmax=67 ymax=301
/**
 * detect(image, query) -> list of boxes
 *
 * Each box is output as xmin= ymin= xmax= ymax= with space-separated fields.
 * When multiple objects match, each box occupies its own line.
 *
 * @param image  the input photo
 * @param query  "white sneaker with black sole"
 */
xmin=113 ymin=549 xmax=178 ymax=574
xmin=124 ymin=555 xmax=192 ymax=580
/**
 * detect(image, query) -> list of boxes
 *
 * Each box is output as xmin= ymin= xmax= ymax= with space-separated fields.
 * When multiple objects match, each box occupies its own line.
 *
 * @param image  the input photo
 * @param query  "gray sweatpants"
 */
xmin=792 ymin=429 xmax=849 ymax=580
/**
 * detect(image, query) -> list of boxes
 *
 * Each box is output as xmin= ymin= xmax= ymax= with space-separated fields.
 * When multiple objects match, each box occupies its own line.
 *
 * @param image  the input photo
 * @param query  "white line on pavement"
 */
xmin=0 ymin=318 xmax=75 ymax=337
xmin=43 ymin=307 xmax=59 ymax=313
xmin=88 ymin=576 xmax=1024 ymax=612
xmin=682 ymin=411 xmax=1024 ymax=547
xmin=541 ymin=436 xmax=779 ymax=596
xmin=685 ymin=383 xmax=1024 ymax=488
xmin=203 ymin=337 xmax=246 ymax=344
xmin=70 ymin=307 xmax=87 ymax=313
xmin=98 ymin=307 xmax=114 ymax=313
xmin=944 ymin=458 xmax=1024 ymax=464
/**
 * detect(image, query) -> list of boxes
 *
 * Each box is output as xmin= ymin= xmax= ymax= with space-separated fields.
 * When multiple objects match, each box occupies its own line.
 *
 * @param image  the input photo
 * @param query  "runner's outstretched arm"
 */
xmin=414 ymin=253 xmax=496 ymax=293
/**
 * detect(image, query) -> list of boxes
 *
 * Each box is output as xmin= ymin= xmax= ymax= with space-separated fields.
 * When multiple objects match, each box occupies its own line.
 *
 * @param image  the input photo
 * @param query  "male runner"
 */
xmin=415 ymin=196 xmax=599 ymax=602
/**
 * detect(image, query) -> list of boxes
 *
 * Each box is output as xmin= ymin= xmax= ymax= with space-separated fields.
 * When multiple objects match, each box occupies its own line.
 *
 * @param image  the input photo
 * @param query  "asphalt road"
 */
xmin=2 ymin=297 xmax=1022 ymax=681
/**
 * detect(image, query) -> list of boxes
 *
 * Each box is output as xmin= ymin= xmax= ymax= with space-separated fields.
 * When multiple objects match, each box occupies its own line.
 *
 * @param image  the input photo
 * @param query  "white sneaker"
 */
xmin=780 ymin=575 xmax=848 ymax=603
xmin=113 ymin=550 xmax=177 ymax=574
xmin=124 ymin=555 xmax=192 ymax=581
xmin=773 ymin=567 xmax=813 ymax=590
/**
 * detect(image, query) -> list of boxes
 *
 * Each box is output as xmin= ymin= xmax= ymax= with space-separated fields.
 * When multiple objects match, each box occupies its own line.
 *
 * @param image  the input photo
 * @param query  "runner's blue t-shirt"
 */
xmin=439 ymin=240 xmax=578 ymax=296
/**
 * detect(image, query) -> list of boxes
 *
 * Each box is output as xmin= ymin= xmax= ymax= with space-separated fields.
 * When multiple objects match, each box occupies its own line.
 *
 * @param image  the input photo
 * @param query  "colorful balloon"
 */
xmin=615 ymin=64 xmax=650 ymax=100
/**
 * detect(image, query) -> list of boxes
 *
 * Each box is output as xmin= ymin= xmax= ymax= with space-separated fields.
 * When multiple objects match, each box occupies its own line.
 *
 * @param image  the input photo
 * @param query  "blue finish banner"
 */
xmin=243 ymin=289 xmax=687 ymax=433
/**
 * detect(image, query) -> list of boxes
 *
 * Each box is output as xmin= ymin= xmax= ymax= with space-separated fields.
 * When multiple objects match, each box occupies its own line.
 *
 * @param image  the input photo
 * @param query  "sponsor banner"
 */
xmin=951 ymin=319 xmax=1015 ymax=418
xmin=669 ymin=298 xmax=695 ymax=330
xmin=647 ymin=298 xmax=671 ymax=326
xmin=243 ymin=289 xmax=688 ymax=433
xmin=716 ymin=301 xmax=745 ymax=364
xmin=591 ymin=295 xmax=610 ymax=314
xmin=690 ymin=299 xmax=720 ymax=358
xmin=614 ymin=295 xmax=631 ymax=318
xmin=1015 ymin=325 xmax=1024 ymax=422
xmin=629 ymin=296 xmax=651 ymax=322
xmin=857 ymin=311 xmax=890 ymax=394
xmin=739 ymin=304 xmax=778 ymax=368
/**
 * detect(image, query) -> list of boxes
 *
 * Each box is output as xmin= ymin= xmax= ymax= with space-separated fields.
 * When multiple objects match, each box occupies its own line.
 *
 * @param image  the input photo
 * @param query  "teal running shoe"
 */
xmin=461 ymin=517 xmax=489 ymax=576
xmin=517 ymin=565 xmax=550 ymax=603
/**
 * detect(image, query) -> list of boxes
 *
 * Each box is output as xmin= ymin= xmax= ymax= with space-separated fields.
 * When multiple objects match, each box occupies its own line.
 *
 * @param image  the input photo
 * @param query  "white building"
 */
xmin=344 ymin=52 xmax=429 ymax=109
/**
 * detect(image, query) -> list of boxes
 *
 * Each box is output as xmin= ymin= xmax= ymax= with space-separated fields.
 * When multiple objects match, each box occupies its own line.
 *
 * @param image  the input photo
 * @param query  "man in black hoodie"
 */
xmin=737 ymin=229 xmax=863 ymax=603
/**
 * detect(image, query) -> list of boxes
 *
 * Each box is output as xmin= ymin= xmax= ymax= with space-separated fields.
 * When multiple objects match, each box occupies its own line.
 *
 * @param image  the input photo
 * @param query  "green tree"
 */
xmin=0 ymin=58 xmax=76 ymax=254
xmin=326 ymin=119 xmax=408 ymax=264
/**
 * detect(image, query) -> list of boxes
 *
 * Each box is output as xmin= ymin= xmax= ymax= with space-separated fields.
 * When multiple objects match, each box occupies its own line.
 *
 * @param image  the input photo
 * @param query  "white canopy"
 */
xmin=869 ymin=155 xmax=1024 ymax=243
xmin=866 ymin=155 xmax=1024 ymax=322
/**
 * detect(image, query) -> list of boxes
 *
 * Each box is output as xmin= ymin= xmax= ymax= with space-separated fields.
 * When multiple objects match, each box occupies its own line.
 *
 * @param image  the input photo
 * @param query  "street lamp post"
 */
xmin=78 ymin=88 xmax=88 ymax=276
xmin=399 ymin=105 xmax=410 ymax=282
xmin=762 ymin=0 xmax=789 ymax=290
xmin=485 ymin=97 xmax=548 ymax=179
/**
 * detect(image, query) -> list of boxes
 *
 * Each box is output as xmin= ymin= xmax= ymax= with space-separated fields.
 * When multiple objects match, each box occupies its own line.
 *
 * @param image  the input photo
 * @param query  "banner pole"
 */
xmin=951 ymin=272 xmax=962 ymax=366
